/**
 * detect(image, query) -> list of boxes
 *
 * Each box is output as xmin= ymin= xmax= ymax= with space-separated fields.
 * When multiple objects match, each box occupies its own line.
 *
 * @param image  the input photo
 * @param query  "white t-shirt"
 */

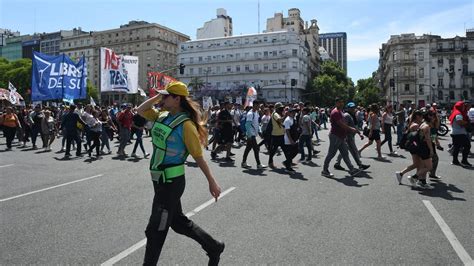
xmin=284 ymin=116 xmax=294 ymax=145
xmin=245 ymin=110 xmax=260 ymax=137
xmin=468 ymin=107 xmax=474 ymax=123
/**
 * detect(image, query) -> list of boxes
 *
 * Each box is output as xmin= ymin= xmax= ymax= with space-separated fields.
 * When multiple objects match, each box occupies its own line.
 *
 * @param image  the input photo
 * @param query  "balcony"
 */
xmin=462 ymin=71 xmax=474 ymax=77
xmin=397 ymin=74 xmax=416 ymax=81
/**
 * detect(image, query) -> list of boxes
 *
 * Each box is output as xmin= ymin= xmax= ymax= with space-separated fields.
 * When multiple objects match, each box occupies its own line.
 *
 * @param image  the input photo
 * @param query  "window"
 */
xmin=419 ymin=68 xmax=424 ymax=78
xmin=189 ymin=68 xmax=194 ymax=75
xmin=263 ymin=51 xmax=268 ymax=57
xmin=272 ymin=51 xmax=277 ymax=57
xmin=254 ymin=64 xmax=259 ymax=71
xmin=147 ymin=42 xmax=151 ymax=46
xmin=198 ymin=56 xmax=202 ymax=62
xmin=438 ymin=78 xmax=443 ymax=87
xmin=263 ymin=36 xmax=268 ymax=42
xmin=281 ymin=62 xmax=287 ymax=69
xmin=244 ymin=38 xmax=249 ymax=44
xmin=236 ymin=65 xmax=241 ymax=72
xmin=236 ymin=53 xmax=240 ymax=59
xmin=404 ymin=84 xmax=410 ymax=92
xmin=264 ymin=63 xmax=269 ymax=71
xmin=272 ymin=63 xmax=277 ymax=70
xmin=254 ymin=52 xmax=259 ymax=58
xmin=449 ymin=91 xmax=455 ymax=99
xmin=207 ymin=56 xmax=211 ymax=61
xmin=216 ymin=66 xmax=221 ymax=73
xmin=244 ymin=52 xmax=249 ymax=58
xmin=244 ymin=65 xmax=250 ymax=71
xmin=226 ymin=66 xmax=231 ymax=72
xmin=292 ymin=62 xmax=298 ymax=69
xmin=418 ymin=51 xmax=424 ymax=60
xmin=438 ymin=90 xmax=443 ymax=100
xmin=189 ymin=57 xmax=194 ymax=63
xmin=292 ymin=49 xmax=298 ymax=56
xmin=198 ymin=68 xmax=202 ymax=75
xmin=404 ymin=51 xmax=409 ymax=60
xmin=418 ymin=85 xmax=424 ymax=95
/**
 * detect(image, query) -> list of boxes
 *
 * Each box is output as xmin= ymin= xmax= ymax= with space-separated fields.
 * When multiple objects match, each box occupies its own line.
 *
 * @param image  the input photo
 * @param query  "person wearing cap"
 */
xmin=322 ymin=98 xmax=362 ymax=177
xmin=137 ymin=81 xmax=224 ymax=265
xmin=268 ymin=102 xmax=286 ymax=168
xmin=333 ymin=102 xmax=370 ymax=171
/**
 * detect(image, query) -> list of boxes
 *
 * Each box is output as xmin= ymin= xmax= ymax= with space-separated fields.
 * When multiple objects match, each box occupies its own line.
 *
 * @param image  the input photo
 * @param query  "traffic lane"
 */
xmin=117 ymin=149 xmax=462 ymax=265
xmin=1 ymin=154 xmax=235 ymax=264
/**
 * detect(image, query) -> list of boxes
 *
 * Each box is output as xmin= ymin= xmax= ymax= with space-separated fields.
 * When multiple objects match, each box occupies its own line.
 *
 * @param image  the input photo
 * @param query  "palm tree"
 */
xmin=188 ymin=77 xmax=204 ymax=98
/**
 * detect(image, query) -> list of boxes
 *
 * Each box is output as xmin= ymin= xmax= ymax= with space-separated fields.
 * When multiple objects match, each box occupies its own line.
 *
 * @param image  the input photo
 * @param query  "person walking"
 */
xmin=268 ymin=102 xmax=285 ymax=168
xmin=449 ymin=101 xmax=472 ymax=167
xmin=0 ymin=107 xmax=21 ymax=151
xmin=87 ymin=110 xmax=103 ymax=158
xmin=380 ymin=105 xmax=396 ymax=155
xmin=298 ymin=107 xmax=313 ymax=162
xmin=333 ymin=102 xmax=370 ymax=171
xmin=395 ymin=103 xmax=407 ymax=146
xmin=137 ymin=81 xmax=224 ymax=265
xmin=29 ymin=105 xmax=45 ymax=149
xmin=241 ymin=102 xmax=266 ymax=169
xmin=131 ymin=108 xmax=150 ymax=158
xmin=61 ymin=105 xmax=86 ymax=158
xmin=322 ymin=98 xmax=361 ymax=177
xmin=283 ymin=108 xmax=300 ymax=172
xmin=211 ymin=101 xmax=234 ymax=162
xmin=99 ymin=109 xmax=116 ymax=154
xmin=359 ymin=104 xmax=383 ymax=159
xmin=41 ymin=110 xmax=57 ymax=151
xmin=117 ymin=104 xmax=133 ymax=156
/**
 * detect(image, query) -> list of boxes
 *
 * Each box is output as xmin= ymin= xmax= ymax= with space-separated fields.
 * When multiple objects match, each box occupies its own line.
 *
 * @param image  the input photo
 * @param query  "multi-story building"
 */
xmin=177 ymin=31 xmax=310 ymax=103
xmin=40 ymin=28 xmax=86 ymax=56
xmin=0 ymin=29 xmax=20 ymax=48
xmin=60 ymin=32 xmax=95 ymax=85
xmin=59 ymin=20 xmax=189 ymax=101
xmin=378 ymin=30 xmax=474 ymax=107
xmin=196 ymin=8 xmax=233 ymax=40
xmin=0 ymin=34 xmax=39 ymax=61
xmin=319 ymin=32 xmax=347 ymax=72
xmin=266 ymin=8 xmax=320 ymax=75
xmin=22 ymin=38 xmax=41 ymax=60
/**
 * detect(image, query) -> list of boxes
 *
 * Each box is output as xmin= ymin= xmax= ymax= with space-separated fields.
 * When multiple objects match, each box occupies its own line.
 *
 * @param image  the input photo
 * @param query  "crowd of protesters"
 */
xmin=1 ymin=96 xmax=473 ymax=189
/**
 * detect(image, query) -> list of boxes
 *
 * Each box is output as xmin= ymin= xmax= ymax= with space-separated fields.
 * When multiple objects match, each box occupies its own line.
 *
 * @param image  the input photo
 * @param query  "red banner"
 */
xmin=147 ymin=72 xmax=176 ymax=97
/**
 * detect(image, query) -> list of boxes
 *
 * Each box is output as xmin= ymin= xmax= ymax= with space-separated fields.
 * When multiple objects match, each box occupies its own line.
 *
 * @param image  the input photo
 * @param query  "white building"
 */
xmin=196 ymin=8 xmax=233 ymax=40
xmin=177 ymin=31 xmax=310 ymax=103
xmin=378 ymin=30 xmax=474 ymax=107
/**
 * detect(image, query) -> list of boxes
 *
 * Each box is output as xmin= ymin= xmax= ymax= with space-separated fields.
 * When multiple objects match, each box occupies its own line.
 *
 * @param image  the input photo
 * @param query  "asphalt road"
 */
xmin=1 ymin=130 xmax=473 ymax=265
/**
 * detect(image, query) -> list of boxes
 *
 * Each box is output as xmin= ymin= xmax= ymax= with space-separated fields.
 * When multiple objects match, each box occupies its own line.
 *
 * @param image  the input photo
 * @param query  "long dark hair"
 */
xmin=180 ymin=96 xmax=208 ymax=146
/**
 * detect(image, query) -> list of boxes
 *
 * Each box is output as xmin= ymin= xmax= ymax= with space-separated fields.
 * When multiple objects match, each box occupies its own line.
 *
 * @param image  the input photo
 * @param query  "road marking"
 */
xmin=101 ymin=186 xmax=236 ymax=266
xmin=0 ymin=164 xmax=14 ymax=168
xmin=423 ymin=200 xmax=473 ymax=265
xmin=0 ymin=174 xmax=104 ymax=203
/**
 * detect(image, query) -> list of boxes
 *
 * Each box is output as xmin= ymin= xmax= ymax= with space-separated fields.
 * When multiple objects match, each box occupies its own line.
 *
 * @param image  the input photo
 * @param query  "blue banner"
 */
xmin=31 ymin=51 xmax=87 ymax=101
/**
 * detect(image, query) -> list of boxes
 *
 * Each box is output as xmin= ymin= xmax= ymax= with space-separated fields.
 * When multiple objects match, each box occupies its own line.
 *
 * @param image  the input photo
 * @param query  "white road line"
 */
xmin=423 ymin=200 xmax=474 ymax=265
xmin=0 ymin=174 xmax=104 ymax=203
xmin=0 ymin=164 xmax=14 ymax=168
xmin=101 ymin=186 xmax=236 ymax=266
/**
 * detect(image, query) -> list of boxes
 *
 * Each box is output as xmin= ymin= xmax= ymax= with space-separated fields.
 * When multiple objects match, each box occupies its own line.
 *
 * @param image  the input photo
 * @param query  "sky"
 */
xmin=1 ymin=0 xmax=473 ymax=82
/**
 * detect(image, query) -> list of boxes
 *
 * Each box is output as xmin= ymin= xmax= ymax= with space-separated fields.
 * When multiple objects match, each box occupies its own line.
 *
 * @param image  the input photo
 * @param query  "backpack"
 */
xmin=401 ymin=130 xmax=422 ymax=153
xmin=289 ymin=118 xmax=301 ymax=141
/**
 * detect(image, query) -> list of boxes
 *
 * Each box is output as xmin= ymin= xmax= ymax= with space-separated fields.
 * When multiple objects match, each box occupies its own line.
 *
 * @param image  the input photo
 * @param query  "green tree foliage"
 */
xmin=86 ymin=80 xmax=99 ymax=101
xmin=310 ymin=61 xmax=351 ymax=106
xmin=354 ymin=77 xmax=381 ymax=108
xmin=0 ymin=58 xmax=32 ymax=98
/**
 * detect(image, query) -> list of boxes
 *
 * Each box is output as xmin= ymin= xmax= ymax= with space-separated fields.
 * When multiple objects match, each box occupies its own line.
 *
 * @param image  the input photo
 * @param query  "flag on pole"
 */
xmin=8 ymin=82 xmax=18 ymax=104
xmin=244 ymin=86 xmax=257 ymax=108
xmin=90 ymin=96 xmax=96 ymax=106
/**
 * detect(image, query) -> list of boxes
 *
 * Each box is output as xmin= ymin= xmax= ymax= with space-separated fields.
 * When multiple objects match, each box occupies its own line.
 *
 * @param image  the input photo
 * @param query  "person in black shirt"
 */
xmin=131 ymin=109 xmax=150 ymax=158
xmin=211 ymin=101 xmax=234 ymax=162
xmin=61 ymin=105 xmax=86 ymax=158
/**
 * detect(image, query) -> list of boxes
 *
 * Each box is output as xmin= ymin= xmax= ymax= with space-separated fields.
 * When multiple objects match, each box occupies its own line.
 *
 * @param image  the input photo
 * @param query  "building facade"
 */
xmin=319 ymin=32 xmax=347 ymax=72
xmin=40 ymin=28 xmax=86 ymax=56
xmin=59 ymin=20 xmax=189 ymax=101
xmin=177 ymin=31 xmax=310 ymax=103
xmin=196 ymin=8 xmax=233 ymax=40
xmin=266 ymin=8 xmax=320 ymax=75
xmin=378 ymin=31 xmax=474 ymax=107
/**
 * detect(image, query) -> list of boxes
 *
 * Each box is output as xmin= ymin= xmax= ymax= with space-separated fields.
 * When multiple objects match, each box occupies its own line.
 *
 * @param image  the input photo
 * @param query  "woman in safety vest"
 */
xmin=137 ymin=81 xmax=224 ymax=265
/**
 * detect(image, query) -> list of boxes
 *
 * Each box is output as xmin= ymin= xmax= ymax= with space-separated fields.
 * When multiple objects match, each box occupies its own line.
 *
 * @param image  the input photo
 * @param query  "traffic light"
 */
xmin=179 ymin=63 xmax=185 ymax=74
xmin=291 ymin=79 xmax=297 ymax=87
xmin=389 ymin=78 xmax=395 ymax=87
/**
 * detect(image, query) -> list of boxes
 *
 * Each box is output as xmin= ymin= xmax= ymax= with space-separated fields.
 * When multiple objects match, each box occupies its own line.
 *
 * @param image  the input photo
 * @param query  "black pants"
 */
xmin=282 ymin=144 xmax=298 ymax=167
xmin=3 ymin=126 xmax=17 ymax=149
xmin=242 ymin=136 xmax=261 ymax=165
xmin=380 ymin=123 xmax=393 ymax=153
xmin=66 ymin=133 xmax=82 ymax=156
xmin=451 ymin=134 xmax=471 ymax=163
xmin=268 ymin=135 xmax=284 ymax=164
xmin=144 ymin=176 xmax=221 ymax=265
xmin=88 ymin=131 xmax=101 ymax=156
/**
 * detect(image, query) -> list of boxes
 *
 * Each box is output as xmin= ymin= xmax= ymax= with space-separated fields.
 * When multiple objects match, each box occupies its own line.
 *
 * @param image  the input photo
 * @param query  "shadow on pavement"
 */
xmin=418 ymin=180 xmax=466 ymax=201
xmin=370 ymin=157 xmax=392 ymax=163
xmin=326 ymin=175 xmax=369 ymax=187
xmin=242 ymin=168 xmax=268 ymax=176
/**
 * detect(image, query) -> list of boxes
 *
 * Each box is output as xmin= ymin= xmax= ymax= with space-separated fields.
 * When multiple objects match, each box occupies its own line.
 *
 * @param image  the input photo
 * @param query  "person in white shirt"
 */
xmin=283 ymin=108 xmax=299 ymax=172
xmin=241 ymin=103 xmax=266 ymax=169
xmin=230 ymin=104 xmax=243 ymax=142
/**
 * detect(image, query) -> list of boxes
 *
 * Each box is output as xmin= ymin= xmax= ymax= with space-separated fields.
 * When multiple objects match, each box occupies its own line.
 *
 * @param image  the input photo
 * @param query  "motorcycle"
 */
xmin=437 ymin=123 xmax=449 ymax=136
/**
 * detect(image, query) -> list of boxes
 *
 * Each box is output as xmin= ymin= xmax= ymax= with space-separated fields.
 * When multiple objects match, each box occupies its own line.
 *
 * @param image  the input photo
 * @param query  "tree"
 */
xmin=309 ymin=61 xmax=351 ymax=106
xmin=86 ymin=80 xmax=99 ymax=101
xmin=354 ymin=77 xmax=382 ymax=107
xmin=188 ymin=77 xmax=204 ymax=98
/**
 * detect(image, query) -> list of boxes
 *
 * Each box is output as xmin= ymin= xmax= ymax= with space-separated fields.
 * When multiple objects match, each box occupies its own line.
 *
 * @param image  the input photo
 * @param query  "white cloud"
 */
xmin=347 ymin=3 xmax=473 ymax=62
